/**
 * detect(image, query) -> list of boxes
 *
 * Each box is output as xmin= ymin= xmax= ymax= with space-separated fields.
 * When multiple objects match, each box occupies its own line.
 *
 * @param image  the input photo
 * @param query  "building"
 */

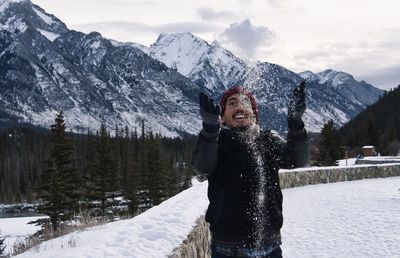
xmin=362 ymin=146 xmax=377 ymax=157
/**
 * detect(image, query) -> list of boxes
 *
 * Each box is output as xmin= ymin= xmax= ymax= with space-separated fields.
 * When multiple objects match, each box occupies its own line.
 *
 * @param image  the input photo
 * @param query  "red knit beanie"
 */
xmin=220 ymin=86 xmax=259 ymax=123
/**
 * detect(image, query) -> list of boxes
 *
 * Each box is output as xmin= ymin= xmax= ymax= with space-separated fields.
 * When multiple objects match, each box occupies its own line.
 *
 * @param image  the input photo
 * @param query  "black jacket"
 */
xmin=192 ymin=125 xmax=308 ymax=248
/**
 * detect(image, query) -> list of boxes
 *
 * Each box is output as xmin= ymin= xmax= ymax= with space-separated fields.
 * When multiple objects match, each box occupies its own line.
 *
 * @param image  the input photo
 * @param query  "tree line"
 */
xmin=0 ymin=112 xmax=195 ymax=231
xmin=314 ymin=85 xmax=400 ymax=165
xmin=339 ymin=85 xmax=400 ymax=156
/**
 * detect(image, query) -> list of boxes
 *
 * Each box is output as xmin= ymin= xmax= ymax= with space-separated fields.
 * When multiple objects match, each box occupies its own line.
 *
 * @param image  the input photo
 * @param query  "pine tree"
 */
xmin=120 ymin=125 xmax=130 ymax=193
xmin=316 ymin=120 xmax=344 ymax=166
xmin=181 ymin=163 xmax=193 ymax=191
xmin=382 ymin=117 xmax=399 ymax=155
xmin=366 ymin=115 xmax=380 ymax=148
xmin=84 ymin=124 xmax=121 ymax=218
xmin=137 ymin=131 xmax=164 ymax=207
xmin=123 ymin=127 xmax=139 ymax=215
xmin=33 ymin=112 xmax=81 ymax=232
xmin=340 ymin=85 xmax=400 ymax=155
xmin=34 ymin=159 xmax=65 ymax=231
xmin=134 ymin=120 xmax=150 ymax=211
xmin=124 ymin=148 xmax=139 ymax=215
xmin=124 ymin=172 xmax=137 ymax=215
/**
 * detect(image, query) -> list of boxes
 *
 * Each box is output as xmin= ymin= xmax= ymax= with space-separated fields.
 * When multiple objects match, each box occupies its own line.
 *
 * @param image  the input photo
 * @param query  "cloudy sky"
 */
xmin=31 ymin=0 xmax=400 ymax=90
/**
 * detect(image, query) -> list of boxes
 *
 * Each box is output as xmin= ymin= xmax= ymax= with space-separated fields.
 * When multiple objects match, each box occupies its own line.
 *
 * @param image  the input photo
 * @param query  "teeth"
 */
xmin=234 ymin=114 xmax=245 ymax=119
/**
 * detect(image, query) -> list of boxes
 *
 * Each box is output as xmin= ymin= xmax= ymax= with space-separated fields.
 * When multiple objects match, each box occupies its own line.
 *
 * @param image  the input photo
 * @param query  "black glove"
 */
xmin=199 ymin=92 xmax=221 ymax=134
xmin=288 ymin=81 xmax=306 ymax=130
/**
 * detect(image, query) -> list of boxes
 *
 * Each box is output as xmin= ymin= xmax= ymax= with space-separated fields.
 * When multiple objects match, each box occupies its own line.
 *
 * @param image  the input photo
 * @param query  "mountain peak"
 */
xmin=299 ymin=69 xmax=356 ymax=87
xmin=298 ymin=70 xmax=316 ymax=79
xmin=155 ymin=32 xmax=203 ymax=43
xmin=150 ymin=32 xmax=210 ymax=76
xmin=0 ymin=0 xmax=27 ymax=7
xmin=0 ymin=0 xmax=67 ymax=35
xmin=0 ymin=0 xmax=384 ymax=137
xmin=318 ymin=69 xmax=355 ymax=85
xmin=211 ymin=40 xmax=220 ymax=47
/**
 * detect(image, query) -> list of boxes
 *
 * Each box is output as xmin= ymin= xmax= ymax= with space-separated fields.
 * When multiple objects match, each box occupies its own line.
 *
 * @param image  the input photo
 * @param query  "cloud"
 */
xmin=74 ymin=21 xmax=221 ymax=34
xmin=359 ymin=65 xmax=400 ymax=90
xmin=265 ymin=0 xmax=304 ymax=12
xmin=290 ymin=38 xmax=400 ymax=90
xmin=115 ymin=0 xmax=157 ymax=4
xmin=196 ymin=7 xmax=238 ymax=21
xmin=72 ymin=21 xmax=150 ymax=33
xmin=265 ymin=0 xmax=284 ymax=8
xmin=155 ymin=22 xmax=222 ymax=33
xmin=237 ymin=0 xmax=252 ymax=5
xmin=216 ymin=19 xmax=276 ymax=59
xmin=72 ymin=20 xmax=221 ymax=45
xmin=293 ymin=42 xmax=352 ymax=66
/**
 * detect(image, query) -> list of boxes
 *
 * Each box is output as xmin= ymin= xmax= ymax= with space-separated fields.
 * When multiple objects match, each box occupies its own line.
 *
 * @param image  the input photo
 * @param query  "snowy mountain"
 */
xmin=149 ymin=32 xmax=248 ymax=95
xmin=298 ymin=69 xmax=383 ymax=107
xmin=149 ymin=32 xmax=384 ymax=133
xmin=0 ymin=0 xmax=384 ymax=136
xmin=0 ymin=0 xmax=201 ymax=137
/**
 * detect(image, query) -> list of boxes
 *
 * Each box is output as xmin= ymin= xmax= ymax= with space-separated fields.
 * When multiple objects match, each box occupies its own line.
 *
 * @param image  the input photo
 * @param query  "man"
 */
xmin=192 ymin=83 xmax=309 ymax=258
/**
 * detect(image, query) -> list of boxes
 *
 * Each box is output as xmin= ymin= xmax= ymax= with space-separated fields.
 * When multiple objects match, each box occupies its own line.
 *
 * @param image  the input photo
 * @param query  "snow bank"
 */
xmin=282 ymin=177 xmax=400 ymax=257
xmin=11 ymin=167 xmax=400 ymax=258
xmin=37 ymin=29 xmax=59 ymax=42
xmin=14 ymin=180 xmax=209 ymax=258
xmin=0 ymin=216 xmax=45 ymax=255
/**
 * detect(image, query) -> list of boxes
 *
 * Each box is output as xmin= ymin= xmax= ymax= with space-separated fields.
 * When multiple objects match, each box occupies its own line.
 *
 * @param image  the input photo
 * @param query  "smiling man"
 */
xmin=192 ymin=84 xmax=309 ymax=258
xmin=220 ymin=88 xmax=258 ymax=128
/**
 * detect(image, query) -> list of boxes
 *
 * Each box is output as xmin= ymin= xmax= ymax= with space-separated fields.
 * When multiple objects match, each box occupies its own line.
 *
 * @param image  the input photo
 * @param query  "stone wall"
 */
xmin=356 ymin=158 xmax=400 ymax=165
xmin=279 ymin=163 xmax=400 ymax=189
xmin=170 ymin=164 xmax=400 ymax=258
xmin=168 ymin=217 xmax=211 ymax=258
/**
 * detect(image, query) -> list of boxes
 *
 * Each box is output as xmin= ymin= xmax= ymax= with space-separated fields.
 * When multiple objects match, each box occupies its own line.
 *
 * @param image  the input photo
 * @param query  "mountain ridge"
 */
xmin=0 ymin=0 xmax=201 ymax=137
xmin=147 ymin=32 xmax=383 ymax=132
xmin=0 ymin=0 xmax=384 ymax=136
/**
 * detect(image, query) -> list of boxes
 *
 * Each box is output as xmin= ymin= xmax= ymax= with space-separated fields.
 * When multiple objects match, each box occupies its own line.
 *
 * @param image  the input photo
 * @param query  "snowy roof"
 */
xmin=362 ymin=145 xmax=375 ymax=148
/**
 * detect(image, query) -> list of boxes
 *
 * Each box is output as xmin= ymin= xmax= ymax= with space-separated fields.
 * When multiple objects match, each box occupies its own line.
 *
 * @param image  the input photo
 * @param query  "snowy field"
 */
xmin=281 ymin=177 xmax=400 ymax=257
xmin=5 ymin=177 xmax=400 ymax=258
xmin=12 ymin=179 xmax=209 ymax=258
xmin=0 ymin=216 xmax=45 ymax=255
xmin=336 ymin=156 xmax=400 ymax=166
xmin=337 ymin=158 xmax=357 ymax=166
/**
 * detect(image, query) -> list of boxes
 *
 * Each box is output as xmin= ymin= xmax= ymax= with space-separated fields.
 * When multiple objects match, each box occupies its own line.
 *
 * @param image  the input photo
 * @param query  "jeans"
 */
xmin=211 ymin=245 xmax=283 ymax=258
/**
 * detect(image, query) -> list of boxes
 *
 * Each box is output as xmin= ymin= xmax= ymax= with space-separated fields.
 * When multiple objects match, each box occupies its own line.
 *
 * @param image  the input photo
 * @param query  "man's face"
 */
xmin=222 ymin=93 xmax=256 ymax=128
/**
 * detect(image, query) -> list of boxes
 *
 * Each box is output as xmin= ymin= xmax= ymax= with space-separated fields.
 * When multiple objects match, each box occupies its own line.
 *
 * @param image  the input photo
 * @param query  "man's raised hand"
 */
xmin=288 ymin=81 xmax=306 ymax=130
xmin=199 ymin=92 xmax=221 ymax=133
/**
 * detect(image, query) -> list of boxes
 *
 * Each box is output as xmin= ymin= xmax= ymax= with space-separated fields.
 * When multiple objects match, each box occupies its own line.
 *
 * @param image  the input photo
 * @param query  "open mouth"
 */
xmin=233 ymin=113 xmax=247 ymax=121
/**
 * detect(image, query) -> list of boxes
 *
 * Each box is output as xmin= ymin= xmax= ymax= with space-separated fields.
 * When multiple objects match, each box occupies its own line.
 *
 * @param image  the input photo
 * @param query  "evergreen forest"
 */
xmin=314 ymin=85 xmax=400 ymax=165
xmin=339 ymin=85 xmax=400 ymax=156
xmin=0 ymin=113 xmax=195 ymax=222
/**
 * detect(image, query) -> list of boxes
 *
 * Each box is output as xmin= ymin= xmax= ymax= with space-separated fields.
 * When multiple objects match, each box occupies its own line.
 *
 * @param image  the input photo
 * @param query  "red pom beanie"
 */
xmin=219 ymin=86 xmax=259 ymax=123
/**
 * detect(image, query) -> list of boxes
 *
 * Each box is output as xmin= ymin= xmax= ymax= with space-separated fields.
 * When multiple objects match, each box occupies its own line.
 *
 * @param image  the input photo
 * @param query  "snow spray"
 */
xmin=236 ymin=124 xmax=268 ymax=252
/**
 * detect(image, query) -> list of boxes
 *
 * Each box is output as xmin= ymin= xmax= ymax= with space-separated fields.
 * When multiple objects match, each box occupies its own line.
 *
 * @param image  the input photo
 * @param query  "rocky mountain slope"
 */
xmin=0 ymin=0 xmax=384 ymax=136
xmin=148 ymin=32 xmax=384 ymax=132
xmin=0 ymin=0 xmax=201 ymax=137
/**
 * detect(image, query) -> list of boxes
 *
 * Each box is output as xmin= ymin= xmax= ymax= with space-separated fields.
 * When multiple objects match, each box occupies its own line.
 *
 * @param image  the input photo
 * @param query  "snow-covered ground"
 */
xmin=0 ymin=216 xmax=45 ymax=255
xmin=13 ymin=179 xmax=209 ymax=258
xmin=337 ymin=158 xmax=357 ymax=166
xmin=337 ymin=156 xmax=400 ymax=166
xmin=6 ymin=177 xmax=400 ymax=258
xmin=281 ymin=177 xmax=400 ymax=257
